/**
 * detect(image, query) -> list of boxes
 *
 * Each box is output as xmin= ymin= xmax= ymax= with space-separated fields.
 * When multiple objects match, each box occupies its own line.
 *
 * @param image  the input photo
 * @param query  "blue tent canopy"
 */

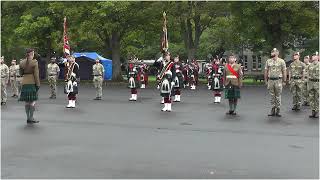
xmin=73 ymin=52 xmax=112 ymax=80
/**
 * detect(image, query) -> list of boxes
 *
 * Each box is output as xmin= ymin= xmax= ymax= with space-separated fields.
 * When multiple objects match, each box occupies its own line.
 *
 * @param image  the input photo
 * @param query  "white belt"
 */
xmin=226 ymin=75 xmax=237 ymax=79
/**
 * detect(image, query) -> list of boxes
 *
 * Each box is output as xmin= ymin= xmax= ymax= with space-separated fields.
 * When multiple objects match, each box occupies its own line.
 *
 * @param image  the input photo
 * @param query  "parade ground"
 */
xmin=1 ymin=84 xmax=319 ymax=179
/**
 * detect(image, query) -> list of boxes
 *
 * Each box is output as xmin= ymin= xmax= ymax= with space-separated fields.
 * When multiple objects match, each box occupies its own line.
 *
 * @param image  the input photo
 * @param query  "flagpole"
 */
xmin=161 ymin=11 xmax=168 ymax=55
xmin=63 ymin=16 xmax=70 ymax=58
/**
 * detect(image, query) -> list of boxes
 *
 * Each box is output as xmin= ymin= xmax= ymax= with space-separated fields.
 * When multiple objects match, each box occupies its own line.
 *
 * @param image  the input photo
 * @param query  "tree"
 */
xmin=231 ymin=1 xmax=319 ymax=57
xmin=198 ymin=16 xmax=244 ymax=59
xmin=72 ymin=1 xmax=161 ymax=80
xmin=1 ymin=1 xmax=30 ymax=63
xmin=164 ymin=1 xmax=229 ymax=60
xmin=13 ymin=2 xmax=68 ymax=61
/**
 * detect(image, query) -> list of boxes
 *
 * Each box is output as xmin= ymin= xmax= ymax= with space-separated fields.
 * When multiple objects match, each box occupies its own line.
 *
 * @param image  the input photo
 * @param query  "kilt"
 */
xmin=19 ymin=84 xmax=38 ymax=102
xmin=224 ymin=85 xmax=240 ymax=99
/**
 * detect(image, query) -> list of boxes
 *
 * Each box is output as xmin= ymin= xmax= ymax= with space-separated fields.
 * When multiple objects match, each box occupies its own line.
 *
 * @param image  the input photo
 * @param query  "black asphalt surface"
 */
xmin=1 ymin=84 xmax=319 ymax=178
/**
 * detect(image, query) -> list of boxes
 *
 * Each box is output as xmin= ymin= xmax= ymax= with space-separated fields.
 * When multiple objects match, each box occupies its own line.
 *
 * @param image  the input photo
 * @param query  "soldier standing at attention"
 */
xmin=92 ymin=58 xmax=105 ymax=100
xmin=264 ymin=48 xmax=287 ymax=117
xmin=288 ymin=52 xmax=305 ymax=111
xmin=47 ymin=57 xmax=60 ymax=99
xmin=302 ymin=55 xmax=311 ymax=106
xmin=9 ymin=59 xmax=19 ymax=98
xmin=307 ymin=52 xmax=319 ymax=118
xmin=224 ymin=53 xmax=243 ymax=115
xmin=1 ymin=56 xmax=9 ymax=105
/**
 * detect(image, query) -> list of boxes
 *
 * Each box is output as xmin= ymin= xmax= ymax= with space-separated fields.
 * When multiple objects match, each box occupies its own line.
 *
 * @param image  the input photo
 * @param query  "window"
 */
xmin=252 ymin=55 xmax=257 ymax=71
xmin=244 ymin=55 xmax=248 ymax=71
xmin=258 ymin=56 xmax=262 ymax=70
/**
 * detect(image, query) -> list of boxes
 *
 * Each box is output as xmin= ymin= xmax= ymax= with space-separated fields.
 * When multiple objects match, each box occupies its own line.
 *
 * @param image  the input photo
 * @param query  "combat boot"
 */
xmin=275 ymin=108 xmax=282 ymax=117
xmin=309 ymin=110 xmax=316 ymax=118
xmin=226 ymin=110 xmax=233 ymax=115
xmin=268 ymin=108 xmax=275 ymax=116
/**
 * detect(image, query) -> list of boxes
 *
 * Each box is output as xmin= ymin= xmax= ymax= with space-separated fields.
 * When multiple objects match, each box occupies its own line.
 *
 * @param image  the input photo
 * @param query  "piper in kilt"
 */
xmin=204 ymin=59 xmax=213 ymax=90
xmin=189 ymin=59 xmax=199 ymax=90
xmin=127 ymin=59 xmax=141 ymax=101
xmin=139 ymin=62 xmax=149 ymax=89
xmin=211 ymin=58 xmax=224 ymax=103
xmin=224 ymin=54 xmax=243 ymax=115
xmin=64 ymin=55 xmax=79 ymax=108
xmin=182 ymin=62 xmax=190 ymax=88
xmin=173 ymin=56 xmax=184 ymax=102
xmin=159 ymin=52 xmax=175 ymax=112
xmin=19 ymin=48 xmax=40 ymax=124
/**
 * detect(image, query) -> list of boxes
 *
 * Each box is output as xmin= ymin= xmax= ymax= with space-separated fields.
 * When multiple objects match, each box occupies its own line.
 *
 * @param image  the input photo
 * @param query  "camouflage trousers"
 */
xmin=267 ymin=79 xmax=283 ymax=109
xmin=48 ymin=76 xmax=57 ymax=97
xmin=93 ymin=76 xmax=103 ymax=98
xmin=1 ymin=78 xmax=7 ymax=102
xmin=10 ymin=77 xmax=18 ymax=95
xmin=308 ymin=81 xmax=319 ymax=112
xmin=16 ymin=77 xmax=22 ymax=96
xmin=289 ymin=80 xmax=303 ymax=107
xmin=302 ymin=81 xmax=309 ymax=103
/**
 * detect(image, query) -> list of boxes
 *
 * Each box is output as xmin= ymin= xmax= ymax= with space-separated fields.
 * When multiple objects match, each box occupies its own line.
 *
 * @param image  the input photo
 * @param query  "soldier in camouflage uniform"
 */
xmin=1 ymin=56 xmax=9 ymax=105
xmin=9 ymin=59 xmax=19 ymax=98
xmin=47 ymin=57 xmax=60 ymax=99
xmin=288 ymin=52 xmax=305 ymax=111
xmin=15 ymin=59 xmax=23 ymax=97
xmin=307 ymin=52 xmax=319 ymax=118
xmin=92 ymin=59 xmax=105 ymax=100
xmin=302 ymin=55 xmax=310 ymax=106
xmin=264 ymin=48 xmax=287 ymax=117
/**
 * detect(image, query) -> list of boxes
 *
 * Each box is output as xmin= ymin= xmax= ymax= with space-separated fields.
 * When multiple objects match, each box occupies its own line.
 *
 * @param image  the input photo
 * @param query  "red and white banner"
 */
xmin=63 ymin=17 xmax=70 ymax=57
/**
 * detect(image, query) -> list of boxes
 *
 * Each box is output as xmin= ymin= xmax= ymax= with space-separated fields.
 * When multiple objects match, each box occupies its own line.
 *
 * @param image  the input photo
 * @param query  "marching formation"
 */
xmin=0 ymin=48 xmax=319 ymax=124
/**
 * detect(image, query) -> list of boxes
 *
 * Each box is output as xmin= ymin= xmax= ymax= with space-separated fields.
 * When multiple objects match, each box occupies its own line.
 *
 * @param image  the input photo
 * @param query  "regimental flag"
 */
xmin=63 ymin=17 xmax=70 ymax=57
xmin=160 ymin=12 xmax=168 ymax=53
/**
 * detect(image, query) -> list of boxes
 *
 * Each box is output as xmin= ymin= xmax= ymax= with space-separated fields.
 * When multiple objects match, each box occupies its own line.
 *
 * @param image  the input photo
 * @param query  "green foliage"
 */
xmin=1 ymin=1 xmax=318 ymax=77
xmin=231 ymin=1 xmax=319 ymax=56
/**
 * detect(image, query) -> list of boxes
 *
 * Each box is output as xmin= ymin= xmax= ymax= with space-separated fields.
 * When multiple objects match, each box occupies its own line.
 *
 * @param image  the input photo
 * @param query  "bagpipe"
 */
xmin=64 ymin=62 xmax=79 ymax=94
xmin=127 ymin=61 xmax=141 ymax=89
xmin=210 ymin=65 xmax=225 ymax=90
